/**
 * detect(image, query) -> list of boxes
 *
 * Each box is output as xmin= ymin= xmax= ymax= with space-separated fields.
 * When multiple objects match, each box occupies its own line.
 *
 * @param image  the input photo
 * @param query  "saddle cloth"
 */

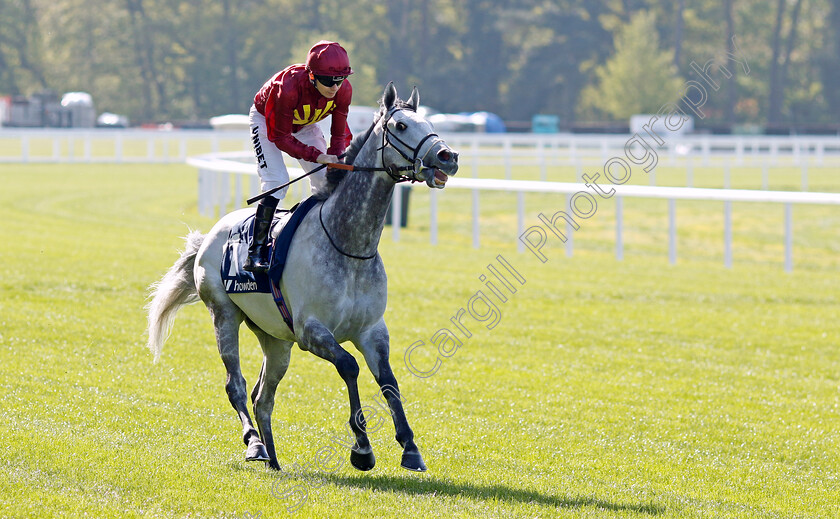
xmin=220 ymin=196 xmax=320 ymax=331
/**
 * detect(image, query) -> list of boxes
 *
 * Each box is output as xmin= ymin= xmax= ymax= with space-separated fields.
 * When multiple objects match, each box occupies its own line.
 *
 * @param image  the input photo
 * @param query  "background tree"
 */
xmin=451 ymin=0 xmax=505 ymax=114
xmin=820 ymin=0 xmax=840 ymax=119
xmin=502 ymin=1 xmax=614 ymax=125
xmin=380 ymin=0 xmax=462 ymax=109
xmin=0 ymin=0 xmax=47 ymax=95
xmin=767 ymin=0 xmax=805 ymax=126
xmin=724 ymin=0 xmax=736 ymax=126
xmin=673 ymin=0 xmax=686 ymax=68
xmin=578 ymin=10 xmax=684 ymax=121
xmin=0 ymin=0 xmax=836 ymax=129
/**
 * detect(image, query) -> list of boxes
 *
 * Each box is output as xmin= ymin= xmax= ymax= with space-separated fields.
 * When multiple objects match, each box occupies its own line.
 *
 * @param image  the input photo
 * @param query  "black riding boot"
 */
xmin=244 ymin=197 xmax=279 ymax=273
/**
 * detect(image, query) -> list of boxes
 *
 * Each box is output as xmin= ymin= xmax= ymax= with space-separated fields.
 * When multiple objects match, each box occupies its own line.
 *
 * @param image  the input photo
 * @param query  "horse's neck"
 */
xmin=321 ymin=146 xmax=394 ymax=257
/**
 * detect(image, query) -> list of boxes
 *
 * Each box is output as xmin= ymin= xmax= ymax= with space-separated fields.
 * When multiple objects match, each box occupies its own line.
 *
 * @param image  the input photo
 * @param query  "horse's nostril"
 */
xmin=437 ymin=149 xmax=452 ymax=162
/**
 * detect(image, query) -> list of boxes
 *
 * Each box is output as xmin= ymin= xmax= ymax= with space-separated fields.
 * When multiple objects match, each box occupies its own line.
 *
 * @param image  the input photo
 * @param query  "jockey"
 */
xmin=245 ymin=40 xmax=354 ymax=273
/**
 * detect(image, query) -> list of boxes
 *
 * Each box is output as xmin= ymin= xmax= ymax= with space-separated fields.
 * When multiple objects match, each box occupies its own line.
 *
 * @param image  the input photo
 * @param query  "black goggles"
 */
xmin=315 ymin=75 xmax=347 ymax=87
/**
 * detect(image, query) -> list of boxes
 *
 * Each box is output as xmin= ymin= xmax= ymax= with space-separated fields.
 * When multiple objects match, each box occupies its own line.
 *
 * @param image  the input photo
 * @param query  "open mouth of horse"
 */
xmin=420 ymin=145 xmax=457 ymax=189
xmin=433 ymin=169 xmax=448 ymax=187
xmin=423 ymin=168 xmax=450 ymax=189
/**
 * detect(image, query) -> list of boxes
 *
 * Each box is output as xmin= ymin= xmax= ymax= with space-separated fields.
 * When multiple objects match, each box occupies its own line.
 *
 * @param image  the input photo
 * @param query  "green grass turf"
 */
xmin=0 ymin=163 xmax=838 ymax=518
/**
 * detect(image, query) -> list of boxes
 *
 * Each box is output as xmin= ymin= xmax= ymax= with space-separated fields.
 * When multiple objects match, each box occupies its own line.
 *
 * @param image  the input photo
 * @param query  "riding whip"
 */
xmin=246 ymin=153 xmax=347 ymax=205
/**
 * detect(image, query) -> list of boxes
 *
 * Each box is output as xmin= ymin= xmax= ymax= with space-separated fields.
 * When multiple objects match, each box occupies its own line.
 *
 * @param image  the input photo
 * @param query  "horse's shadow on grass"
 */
xmin=299 ymin=471 xmax=665 ymax=515
xmin=231 ymin=460 xmax=664 ymax=514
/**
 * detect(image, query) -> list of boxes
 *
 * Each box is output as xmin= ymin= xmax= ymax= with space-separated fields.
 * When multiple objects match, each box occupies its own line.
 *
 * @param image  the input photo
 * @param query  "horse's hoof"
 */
xmin=245 ymin=442 xmax=270 ymax=462
xmin=265 ymin=459 xmax=281 ymax=471
xmin=400 ymin=451 xmax=427 ymax=472
xmin=350 ymin=449 xmax=376 ymax=471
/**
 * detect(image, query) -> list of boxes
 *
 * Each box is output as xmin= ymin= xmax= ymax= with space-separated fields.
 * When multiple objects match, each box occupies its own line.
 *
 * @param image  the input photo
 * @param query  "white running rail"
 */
xmin=187 ymin=151 xmax=840 ymax=272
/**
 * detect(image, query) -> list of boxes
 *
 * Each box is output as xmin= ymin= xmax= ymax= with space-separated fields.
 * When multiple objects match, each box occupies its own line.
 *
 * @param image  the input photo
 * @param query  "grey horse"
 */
xmin=146 ymin=83 xmax=458 ymax=472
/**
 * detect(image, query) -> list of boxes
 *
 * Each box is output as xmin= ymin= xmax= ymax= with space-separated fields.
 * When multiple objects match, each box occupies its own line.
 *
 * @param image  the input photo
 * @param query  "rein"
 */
xmin=318 ymin=202 xmax=378 ymax=260
xmin=340 ymin=106 xmax=443 ymax=183
xmin=320 ymin=105 xmax=442 ymax=260
xmin=336 ymin=163 xmax=416 ymax=184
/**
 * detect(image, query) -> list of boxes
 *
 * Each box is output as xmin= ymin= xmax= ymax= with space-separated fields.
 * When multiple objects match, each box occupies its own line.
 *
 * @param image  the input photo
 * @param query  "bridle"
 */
xmin=320 ymin=105 xmax=447 ymax=260
xmin=351 ymin=106 xmax=447 ymax=183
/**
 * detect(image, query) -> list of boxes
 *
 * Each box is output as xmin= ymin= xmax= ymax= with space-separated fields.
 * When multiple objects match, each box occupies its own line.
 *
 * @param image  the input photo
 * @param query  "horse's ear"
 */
xmin=383 ymin=82 xmax=397 ymax=110
xmin=408 ymin=86 xmax=420 ymax=111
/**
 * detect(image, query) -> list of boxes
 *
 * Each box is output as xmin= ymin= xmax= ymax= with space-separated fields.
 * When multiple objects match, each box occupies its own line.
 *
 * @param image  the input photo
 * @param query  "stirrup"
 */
xmin=244 ymin=250 xmax=270 ymax=272
xmin=245 ymin=198 xmax=277 ymax=273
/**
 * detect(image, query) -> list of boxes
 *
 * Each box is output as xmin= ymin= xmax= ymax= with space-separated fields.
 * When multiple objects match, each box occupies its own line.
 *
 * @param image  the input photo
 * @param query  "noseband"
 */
xmin=380 ymin=108 xmax=447 ymax=182
xmin=320 ymin=105 xmax=447 ymax=261
xmin=351 ymin=107 xmax=446 ymax=183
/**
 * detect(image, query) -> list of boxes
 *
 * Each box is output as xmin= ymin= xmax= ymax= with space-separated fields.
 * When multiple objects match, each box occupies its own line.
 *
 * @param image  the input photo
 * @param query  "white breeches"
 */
xmin=249 ymin=104 xmax=327 ymax=201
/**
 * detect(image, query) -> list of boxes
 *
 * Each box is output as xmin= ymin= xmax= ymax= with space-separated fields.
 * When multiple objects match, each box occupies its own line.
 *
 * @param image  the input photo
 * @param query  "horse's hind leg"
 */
xmin=207 ymin=302 xmax=269 ymax=463
xmin=356 ymin=323 xmax=426 ymax=472
xmin=247 ymin=323 xmax=293 ymax=471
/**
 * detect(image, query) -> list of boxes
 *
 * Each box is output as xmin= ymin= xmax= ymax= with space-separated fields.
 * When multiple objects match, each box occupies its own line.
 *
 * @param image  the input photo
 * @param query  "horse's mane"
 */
xmin=321 ymin=95 xmax=416 ymax=195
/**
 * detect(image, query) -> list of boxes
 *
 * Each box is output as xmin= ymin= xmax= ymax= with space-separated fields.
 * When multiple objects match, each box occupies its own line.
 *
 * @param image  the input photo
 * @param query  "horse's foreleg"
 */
xmin=357 ymin=324 xmax=426 ymax=472
xmin=208 ymin=304 xmax=269 ymax=463
xmin=248 ymin=325 xmax=293 ymax=471
xmin=300 ymin=318 xmax=375 ymax=471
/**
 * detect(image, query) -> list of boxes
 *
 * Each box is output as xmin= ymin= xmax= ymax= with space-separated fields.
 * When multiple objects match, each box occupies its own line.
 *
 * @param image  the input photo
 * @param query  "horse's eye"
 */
xmin=396 ymin=121 xmax=407 ymax=131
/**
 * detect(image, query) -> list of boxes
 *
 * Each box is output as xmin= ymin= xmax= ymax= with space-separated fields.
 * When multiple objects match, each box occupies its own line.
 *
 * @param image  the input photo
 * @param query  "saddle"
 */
xmin=220 ymin=196 xmax=320 ymax=332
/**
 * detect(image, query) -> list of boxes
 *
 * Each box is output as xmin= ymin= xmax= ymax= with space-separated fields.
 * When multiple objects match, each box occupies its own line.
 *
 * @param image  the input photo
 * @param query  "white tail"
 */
xmin=145 ymin=230 xmax=205 ymax=362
